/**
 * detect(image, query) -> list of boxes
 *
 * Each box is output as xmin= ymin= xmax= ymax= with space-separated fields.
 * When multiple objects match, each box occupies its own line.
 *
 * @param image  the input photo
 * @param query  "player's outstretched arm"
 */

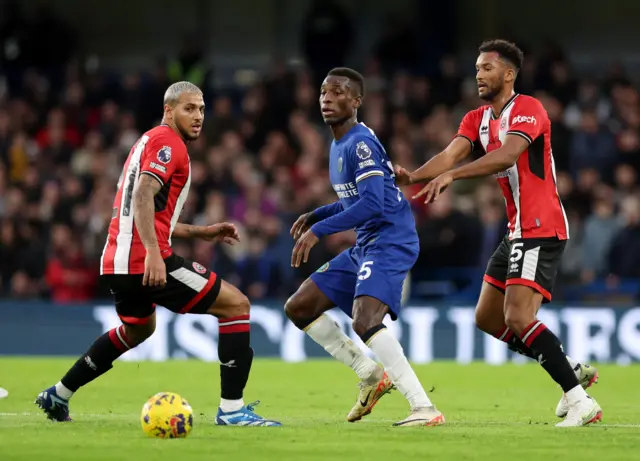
xmin=448 ymin=134 xmax=528 ymax=180
xmin=172 ymin=222 xmax=240 ymax=244
xmin=397 ymin=136 xmax=472 ymax=187
xmin=416 ymin=134 xmax=530 ymax=203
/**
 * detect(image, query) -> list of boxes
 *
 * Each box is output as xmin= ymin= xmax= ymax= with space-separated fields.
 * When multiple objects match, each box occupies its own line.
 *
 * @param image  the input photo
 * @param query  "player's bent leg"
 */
xmin=285 ymin=275 xmax=381 ymax=382
xmin=35 ymin=311 xmax=156 ymax=422
xmin=192 ymin=280 xmax=280 ymax=427
xmin=504 ymin=284 xmax=601 ymax=426
xmin=352 ymin=296 xmax=444 ymax=427
xmin=476 ymin=281 xmax=538 ymax=360
xmin=477 ymin=281 xmax=598 ymax=418
xmin=284 ymin=278 xmax=384 ymax=422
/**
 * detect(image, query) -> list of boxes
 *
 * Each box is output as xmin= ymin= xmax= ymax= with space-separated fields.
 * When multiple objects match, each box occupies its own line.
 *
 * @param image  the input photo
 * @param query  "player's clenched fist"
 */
xmin=143 ymin=248 xmax=167 ymax=287
xmin=290 ymin=212 xmax=313 ymax=241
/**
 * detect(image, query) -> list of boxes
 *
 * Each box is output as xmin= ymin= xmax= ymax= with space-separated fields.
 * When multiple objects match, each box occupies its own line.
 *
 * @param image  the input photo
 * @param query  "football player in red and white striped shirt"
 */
xmin=36 ymin=82 xmax=280 ymax=427
xmin=395 ymin=40 xmax=601 ymax=427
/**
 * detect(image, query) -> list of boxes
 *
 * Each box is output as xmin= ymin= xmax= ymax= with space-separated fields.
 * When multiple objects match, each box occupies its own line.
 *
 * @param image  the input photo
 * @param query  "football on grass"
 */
xmin=140 ymin=392 xmax=193 ymax=439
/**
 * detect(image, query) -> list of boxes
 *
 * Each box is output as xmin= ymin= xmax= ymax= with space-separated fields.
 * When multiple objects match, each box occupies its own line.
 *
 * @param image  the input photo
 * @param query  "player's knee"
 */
xmin=351 ymin=312 xmax=378 ymax=338
xmin=122 ymin=322 xmax=155 ymax=346
xmin=284 ymin=293 xmax=306 ymax=321
xmin=214 ymin=293 xmax=250 ymax=319
xmin=503 ymin=303 xmax=530 ymax=336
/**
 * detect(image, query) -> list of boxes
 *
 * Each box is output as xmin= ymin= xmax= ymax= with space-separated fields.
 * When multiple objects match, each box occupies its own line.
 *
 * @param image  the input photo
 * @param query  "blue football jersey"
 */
xmin=328 ymin=123 xmax=418 ymax=245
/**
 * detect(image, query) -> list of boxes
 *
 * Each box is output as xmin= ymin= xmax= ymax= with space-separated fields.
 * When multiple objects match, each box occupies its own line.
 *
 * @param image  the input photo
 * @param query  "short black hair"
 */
xmin=478 ymin=39 xmax=524 ymax=72
xmin=327 ymin=67 xmax=365 ymax=98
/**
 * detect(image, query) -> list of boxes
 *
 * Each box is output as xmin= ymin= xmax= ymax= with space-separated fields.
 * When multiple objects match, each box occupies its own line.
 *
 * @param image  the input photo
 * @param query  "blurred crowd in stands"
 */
xmin=0 ymin=4 xmax=639 ymax=304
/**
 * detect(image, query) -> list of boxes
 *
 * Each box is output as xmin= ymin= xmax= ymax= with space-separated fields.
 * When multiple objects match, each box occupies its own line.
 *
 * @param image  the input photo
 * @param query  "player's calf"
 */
xmin=504 ymin=286 xmax=590 ymax=409
xmin=354 ymin=296 xmax=441 ymax=421
xmin=285 ymin=279 xmax=380 ymax=382
xmin=200 ymin=281 xmax=255 ymax=413
xmin=36 ymin=317 xmax=155 ymax=421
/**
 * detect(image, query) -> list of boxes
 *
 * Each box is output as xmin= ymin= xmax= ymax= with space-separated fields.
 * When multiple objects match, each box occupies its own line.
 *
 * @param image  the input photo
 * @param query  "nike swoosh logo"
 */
xmin=360 ymin=390 xmax=372 ymax=407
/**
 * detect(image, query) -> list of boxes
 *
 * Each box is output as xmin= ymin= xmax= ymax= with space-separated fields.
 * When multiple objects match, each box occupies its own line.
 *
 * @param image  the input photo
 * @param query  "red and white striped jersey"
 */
xmin=100 ymin=125 xmax=191 ymax=275
xmin=456 ymin=94 xmax=569 ymax=241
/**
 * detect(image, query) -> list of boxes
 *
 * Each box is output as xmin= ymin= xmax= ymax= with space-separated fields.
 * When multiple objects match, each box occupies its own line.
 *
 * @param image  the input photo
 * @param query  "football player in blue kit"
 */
xmin=285 ymin=68 xmax=445 ymax=427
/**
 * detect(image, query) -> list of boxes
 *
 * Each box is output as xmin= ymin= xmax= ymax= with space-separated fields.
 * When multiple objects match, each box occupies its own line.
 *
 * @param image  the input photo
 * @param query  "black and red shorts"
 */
xmin=103 ymin=254 xmax=222 ymax=324
xmin=483 ymin=235 xmax=566 ymax=302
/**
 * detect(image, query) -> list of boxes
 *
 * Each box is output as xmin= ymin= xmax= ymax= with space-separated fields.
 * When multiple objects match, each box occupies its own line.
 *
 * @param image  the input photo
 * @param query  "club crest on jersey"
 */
xmin=355 ymin=141 xmax=372 ymax=160
xmin=192 ymin=262 xmax=207 ymax=274
xmin=156 ymin=146 xmax=172 ymax=164
xmin=500 ymin=118 xmax=507 ymax=130
xmin=316 ymin=262 xmax=330 ymax=273
xmin=338 ymin=156 xmax=343 ymax=172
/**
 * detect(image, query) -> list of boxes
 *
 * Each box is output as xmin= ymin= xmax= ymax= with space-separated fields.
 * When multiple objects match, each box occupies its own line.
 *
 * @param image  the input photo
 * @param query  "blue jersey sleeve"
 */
xmin=352 ymin=138 xmax=386 ymax=185
xmin=310 ymin=137 xmax=385 ymax=238
xmin=309 ymin=201 xmax=344 ymax=223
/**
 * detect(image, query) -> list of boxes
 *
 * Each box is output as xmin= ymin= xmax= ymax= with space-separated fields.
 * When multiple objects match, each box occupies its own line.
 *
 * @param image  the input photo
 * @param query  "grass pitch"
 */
xmin=0 ymin=358 xmax=638 ymax=461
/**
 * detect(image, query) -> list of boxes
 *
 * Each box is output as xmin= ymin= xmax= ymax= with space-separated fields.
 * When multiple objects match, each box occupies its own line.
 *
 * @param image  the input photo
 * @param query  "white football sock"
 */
xmin=367 ymin=328 xmax=432 ymax=410
xmin=220 ymin=398 xmax=244 ymax=412
xmin=55 ymin=382 xmax=74 ymax=400
xmin=305 ymin=314 xmax=379 ymax=381
xmin=565 ymin=385 xmax=588 ymax=405
xmin=566 ymin=356 xmax=580 ymax=369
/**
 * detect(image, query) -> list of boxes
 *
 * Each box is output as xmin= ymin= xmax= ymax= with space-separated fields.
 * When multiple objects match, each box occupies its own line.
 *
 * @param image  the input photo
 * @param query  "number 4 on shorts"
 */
xmin=358 ymin=261 xmax=373 ymax=280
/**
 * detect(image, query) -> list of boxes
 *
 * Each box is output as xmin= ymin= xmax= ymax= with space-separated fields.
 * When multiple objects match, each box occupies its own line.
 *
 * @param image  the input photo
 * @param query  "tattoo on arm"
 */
xmin=133 ymin=173 xmax=162 ymax=249
xmin=172 ymin=223 xmax=200 ymax=239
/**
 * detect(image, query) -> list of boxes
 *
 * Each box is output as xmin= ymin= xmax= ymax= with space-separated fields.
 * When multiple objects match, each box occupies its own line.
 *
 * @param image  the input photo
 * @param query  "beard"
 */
xmin=479 ymin=78 xmax=504 ymax=102
xmin=178 ymin=124 xmax=199 ymax=141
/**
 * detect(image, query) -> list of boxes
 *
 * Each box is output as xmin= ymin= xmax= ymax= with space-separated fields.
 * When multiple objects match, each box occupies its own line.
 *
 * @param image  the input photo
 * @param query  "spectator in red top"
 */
xmin=45 ymin=223 xmax=96 ymax=303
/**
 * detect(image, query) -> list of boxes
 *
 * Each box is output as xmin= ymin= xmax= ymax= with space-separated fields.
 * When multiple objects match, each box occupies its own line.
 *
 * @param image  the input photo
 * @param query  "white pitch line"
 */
xmin=1 ymin=413 xmax=639 ymax=428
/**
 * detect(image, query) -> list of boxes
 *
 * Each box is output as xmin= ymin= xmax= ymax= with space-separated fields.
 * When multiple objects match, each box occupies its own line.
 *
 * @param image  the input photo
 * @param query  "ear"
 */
xmin=505 ymin=67 xmax=516 ymax=84
xmin=163 ymin=104 xmax=173 ymax=119
xmin=352 ymin=96 xmax=362 ymax=111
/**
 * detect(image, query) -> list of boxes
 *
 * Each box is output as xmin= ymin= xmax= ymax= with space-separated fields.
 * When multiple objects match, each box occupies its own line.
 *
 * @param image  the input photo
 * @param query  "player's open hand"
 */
xmin=290 ymin=212 xmax=312 ymax=241
xmin=291 ymin=229 xmax=319 ymax=267
xmin=413 ymin=172 xmax=454 ymax=203
xmin=200 ymin=222 xmax=240 ymax=245
xmin=143 ymin=248 xmax=167 ymax=287
xmin=393 ymin=164 xmax=412 ymax=186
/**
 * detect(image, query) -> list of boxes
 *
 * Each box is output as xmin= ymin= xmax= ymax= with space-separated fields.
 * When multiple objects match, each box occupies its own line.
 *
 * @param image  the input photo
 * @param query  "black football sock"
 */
xmin=520 ymin=321 xmax=580 ymax=392
xmin=218 ymin=315 xmax=253 ymax=402
xmin=60 ymin=325 xmax=133 ymax=393
xmin=494 ymin=325 xmax=537 ymax=360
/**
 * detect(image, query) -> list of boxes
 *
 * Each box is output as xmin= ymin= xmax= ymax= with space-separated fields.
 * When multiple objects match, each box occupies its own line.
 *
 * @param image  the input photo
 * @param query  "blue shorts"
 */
xmin=310 ymin=240 xmax=418 ymax=320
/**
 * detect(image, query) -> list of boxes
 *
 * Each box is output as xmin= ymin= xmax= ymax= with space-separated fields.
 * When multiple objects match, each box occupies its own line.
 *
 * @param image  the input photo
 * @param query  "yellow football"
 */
xmin=140 ymin=392 xmax=193 ymax=439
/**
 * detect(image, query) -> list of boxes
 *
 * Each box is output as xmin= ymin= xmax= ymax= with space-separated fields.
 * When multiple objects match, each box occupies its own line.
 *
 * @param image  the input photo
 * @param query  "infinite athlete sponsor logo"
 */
xmin=333 ymin=182 xmax=358 ymax=199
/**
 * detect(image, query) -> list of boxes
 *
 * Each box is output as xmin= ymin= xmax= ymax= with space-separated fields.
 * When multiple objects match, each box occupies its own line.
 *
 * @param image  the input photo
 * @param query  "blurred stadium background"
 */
xmin=1 ymin=0 xmax=640 ymax=364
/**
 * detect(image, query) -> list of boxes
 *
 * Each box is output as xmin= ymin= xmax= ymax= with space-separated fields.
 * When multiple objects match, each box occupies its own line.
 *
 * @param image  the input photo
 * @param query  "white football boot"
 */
xmin=555 ymin=363 xmax=599 ymax=417
xmin=392 ymin=405 xmax=445 ymax=427
xmin=556 ymin=396 xmax=602 ymax=427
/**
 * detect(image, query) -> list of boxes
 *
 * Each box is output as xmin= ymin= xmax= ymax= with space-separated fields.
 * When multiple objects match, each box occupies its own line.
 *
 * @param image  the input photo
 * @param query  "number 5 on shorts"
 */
xmin=510 ymin=242 xmax=524 ymax=262
xmin=358 ymin=261 xmax=373 ymax=280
